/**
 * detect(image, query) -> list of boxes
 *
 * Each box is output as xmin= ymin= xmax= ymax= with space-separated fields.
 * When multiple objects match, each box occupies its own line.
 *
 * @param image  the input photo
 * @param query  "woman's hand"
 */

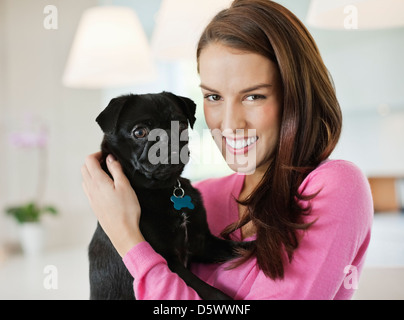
xmin=81 ymin=152 xmax=145 ymax=257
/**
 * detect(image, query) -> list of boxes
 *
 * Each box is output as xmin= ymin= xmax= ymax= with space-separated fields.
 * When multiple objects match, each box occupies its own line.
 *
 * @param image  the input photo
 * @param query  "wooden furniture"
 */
xmin=368 ymin=177 xmax=404 ymax=212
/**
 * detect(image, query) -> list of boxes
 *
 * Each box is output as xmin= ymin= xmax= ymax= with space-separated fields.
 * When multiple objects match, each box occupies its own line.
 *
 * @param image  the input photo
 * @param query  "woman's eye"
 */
xmin=245 ymin=94 xmax=266 ymax=101
xmin=205 ymin=94 xmax=222 ymax=102
xmin=132 ymin=127 xmax=149 ymax=139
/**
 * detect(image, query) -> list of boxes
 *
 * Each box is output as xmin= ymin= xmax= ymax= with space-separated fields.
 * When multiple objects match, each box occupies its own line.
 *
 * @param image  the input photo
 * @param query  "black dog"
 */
xmin=89 ymin=92 xmax=251 ymax=300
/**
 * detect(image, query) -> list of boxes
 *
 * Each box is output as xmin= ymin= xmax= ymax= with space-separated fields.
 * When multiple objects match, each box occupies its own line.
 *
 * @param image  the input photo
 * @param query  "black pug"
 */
xmin=89 ymin=92 xmax=251 ymax=300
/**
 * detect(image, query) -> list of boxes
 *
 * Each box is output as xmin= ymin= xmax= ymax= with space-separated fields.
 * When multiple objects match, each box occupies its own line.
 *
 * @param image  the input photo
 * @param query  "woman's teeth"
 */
xmin=226 ymin=136 xmax=258 ymax=150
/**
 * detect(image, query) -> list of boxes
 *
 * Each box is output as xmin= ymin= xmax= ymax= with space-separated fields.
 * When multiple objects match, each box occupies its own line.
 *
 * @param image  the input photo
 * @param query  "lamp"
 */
xmin=63 ymin=6 xmax=156 ymax=88
xmin=151 ymin=0 xmax=232 ymax=61
xmin=307 ymin=0 xmax=404 ymax=30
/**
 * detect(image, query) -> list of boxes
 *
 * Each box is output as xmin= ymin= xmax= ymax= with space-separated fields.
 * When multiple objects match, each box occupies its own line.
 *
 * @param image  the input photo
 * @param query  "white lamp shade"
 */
xmin=63 ymin=6 xmax=157 ymax=88
xmin=151 ymin=0 xmax=233 ymax=61
xmin=307 ymin=0 xmax=404 ymax=30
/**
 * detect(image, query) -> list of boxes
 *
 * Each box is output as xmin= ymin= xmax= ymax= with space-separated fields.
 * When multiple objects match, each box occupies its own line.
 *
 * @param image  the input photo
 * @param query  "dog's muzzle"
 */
xmin=132 ymin=139 xmax=189 ymax=182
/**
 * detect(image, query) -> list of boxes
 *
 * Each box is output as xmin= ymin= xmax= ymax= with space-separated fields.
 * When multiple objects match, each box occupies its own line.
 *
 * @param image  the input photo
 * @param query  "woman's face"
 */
xmin=198 ymin=43 xmax=282 ymax=175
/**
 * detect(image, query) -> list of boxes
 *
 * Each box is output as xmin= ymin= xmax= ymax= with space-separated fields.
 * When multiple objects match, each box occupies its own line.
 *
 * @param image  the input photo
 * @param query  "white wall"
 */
xmin=333 ymin=109 xmax=404 ymax=176
xmin=311 ymin=24 xmax=404 ymax=176
xmin=0 ymin=0 xmax=7 ymax=244
xmin=277 ymin=0 xmax=404 ymax=177
xmin=0 ymin=0 xmax=101 ymax=248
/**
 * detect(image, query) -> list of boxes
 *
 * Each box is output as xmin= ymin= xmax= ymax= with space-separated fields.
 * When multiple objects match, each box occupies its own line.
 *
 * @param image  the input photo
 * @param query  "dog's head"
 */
xmin=96 ymin=92 xmax=196 ymax=189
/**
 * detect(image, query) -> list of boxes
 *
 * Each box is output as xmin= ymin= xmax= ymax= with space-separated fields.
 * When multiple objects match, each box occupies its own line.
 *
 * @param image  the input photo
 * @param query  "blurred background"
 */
xmin=0 ymin=0 xmax=403 ymax=299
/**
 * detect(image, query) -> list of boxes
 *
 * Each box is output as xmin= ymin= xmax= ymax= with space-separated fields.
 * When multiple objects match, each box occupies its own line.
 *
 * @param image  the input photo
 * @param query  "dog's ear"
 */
xmin=162 ymin=92 xmax=197 ymax=129
xmin=96 ymin=95 xmax=130 ymax=134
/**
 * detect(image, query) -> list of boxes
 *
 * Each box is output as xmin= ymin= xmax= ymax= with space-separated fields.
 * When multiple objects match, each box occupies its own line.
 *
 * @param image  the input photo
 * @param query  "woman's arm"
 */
xmin=123 ymin=242 xmax=203 ymax=300
xmin=81 ymin=152 xmax=202 ymax=299
xmin=81 ymin=152 xmax=144 ymax=257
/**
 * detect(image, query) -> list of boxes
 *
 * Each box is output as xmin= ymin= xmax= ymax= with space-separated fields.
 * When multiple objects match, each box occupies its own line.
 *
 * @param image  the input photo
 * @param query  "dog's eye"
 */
xmin=132 ymin=127 xmax=149 ymax=139
xmin=179 ymin=122 xmax=188 ymax=132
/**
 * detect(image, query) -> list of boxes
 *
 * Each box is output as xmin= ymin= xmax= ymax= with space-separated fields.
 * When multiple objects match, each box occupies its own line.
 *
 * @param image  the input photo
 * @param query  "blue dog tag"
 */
xmin=171 ymin=195 xmax=195 ymax=210
xmin=171 ymin=180 xmax=195 ymax=211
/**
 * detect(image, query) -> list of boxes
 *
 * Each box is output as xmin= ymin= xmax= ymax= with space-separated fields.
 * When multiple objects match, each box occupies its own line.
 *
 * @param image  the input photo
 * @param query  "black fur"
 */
xmin=89 ymin=92 xmax=251 ymax=300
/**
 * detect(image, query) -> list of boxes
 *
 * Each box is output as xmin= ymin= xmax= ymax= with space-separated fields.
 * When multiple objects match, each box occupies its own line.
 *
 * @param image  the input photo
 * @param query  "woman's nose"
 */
xmin=221 ymin=101 xmax=246 ymax=133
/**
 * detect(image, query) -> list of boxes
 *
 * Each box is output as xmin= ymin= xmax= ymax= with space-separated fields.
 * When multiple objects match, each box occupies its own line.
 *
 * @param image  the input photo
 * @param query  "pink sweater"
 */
xmin=123 ymin=160 xmax=373 ymax=300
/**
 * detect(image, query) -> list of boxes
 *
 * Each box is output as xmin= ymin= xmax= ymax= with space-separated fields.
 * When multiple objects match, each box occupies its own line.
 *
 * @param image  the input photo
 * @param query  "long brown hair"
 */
xmin=197 ymin=0 xmax=342 ymax=279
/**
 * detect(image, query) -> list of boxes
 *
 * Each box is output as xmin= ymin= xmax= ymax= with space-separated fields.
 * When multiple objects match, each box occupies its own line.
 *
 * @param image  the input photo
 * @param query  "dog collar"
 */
xmin=170 ymin=180 xmax=195 ymax=211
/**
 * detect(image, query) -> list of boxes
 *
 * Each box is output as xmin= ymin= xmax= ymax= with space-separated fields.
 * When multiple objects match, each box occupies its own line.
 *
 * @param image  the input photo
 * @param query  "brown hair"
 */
xmin=197 ymin=0 xmax=342 ymax=279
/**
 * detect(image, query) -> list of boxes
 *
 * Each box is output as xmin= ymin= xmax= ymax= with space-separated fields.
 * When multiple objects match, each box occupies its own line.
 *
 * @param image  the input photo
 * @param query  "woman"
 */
xmin=82 ymin=0 xmax=373 ymax=299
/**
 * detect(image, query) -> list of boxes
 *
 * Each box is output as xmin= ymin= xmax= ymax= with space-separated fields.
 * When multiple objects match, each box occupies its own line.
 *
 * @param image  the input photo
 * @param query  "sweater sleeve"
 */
xmin=242 ymin=160 xmax=373 ymax=300
xmin=122 ymin=241 xmax=202 ymax=300
xmin=120 ymin=175 xmax=239 ymax=300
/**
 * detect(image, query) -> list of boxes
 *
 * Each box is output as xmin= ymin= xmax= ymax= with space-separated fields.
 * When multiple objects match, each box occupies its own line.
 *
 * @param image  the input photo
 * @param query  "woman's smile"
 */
xmin=224 ymin=135 xmax=259 ymax=155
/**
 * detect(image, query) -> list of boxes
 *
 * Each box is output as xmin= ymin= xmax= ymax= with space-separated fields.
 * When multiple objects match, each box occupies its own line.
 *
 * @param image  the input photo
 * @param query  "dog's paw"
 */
xmin=233 ymin=240 xmax=255 ymax=257
xmin=239 ymin=240 xmax=255 ymax=250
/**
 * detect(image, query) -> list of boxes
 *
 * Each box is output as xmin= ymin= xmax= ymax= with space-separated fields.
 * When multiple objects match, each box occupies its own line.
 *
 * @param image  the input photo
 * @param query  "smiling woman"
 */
xmin=196 ymin=0 xmax=345 ymax=279
xmin=82 ymin=0 xmax=373 ymax=300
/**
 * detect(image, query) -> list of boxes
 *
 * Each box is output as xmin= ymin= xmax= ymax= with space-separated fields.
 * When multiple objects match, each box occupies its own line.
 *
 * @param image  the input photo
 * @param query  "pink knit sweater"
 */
xmin=123 ymin=160 xmax=373 ymax=300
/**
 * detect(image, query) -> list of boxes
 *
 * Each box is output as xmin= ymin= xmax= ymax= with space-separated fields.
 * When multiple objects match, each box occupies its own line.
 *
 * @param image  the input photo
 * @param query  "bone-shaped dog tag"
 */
xmin=171 ymin=180 xmax=194 ymax=211
xmin=171 ymin=195 xmax=195 ymax=210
